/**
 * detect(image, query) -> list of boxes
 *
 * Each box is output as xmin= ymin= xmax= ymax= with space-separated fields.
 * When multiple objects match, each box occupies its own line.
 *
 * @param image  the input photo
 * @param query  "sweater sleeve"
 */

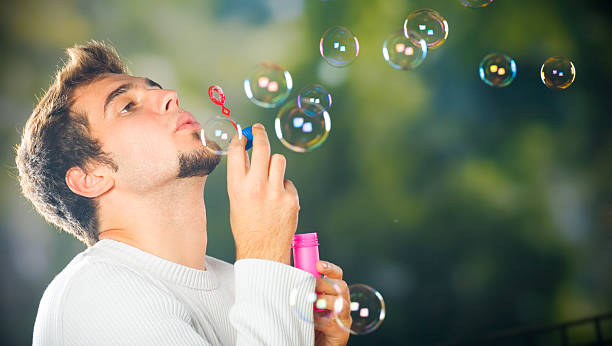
xmin=229 ymin=258 xmax=316 ymax=346
xmin=33 ymin=261 xmax=210 ymax=346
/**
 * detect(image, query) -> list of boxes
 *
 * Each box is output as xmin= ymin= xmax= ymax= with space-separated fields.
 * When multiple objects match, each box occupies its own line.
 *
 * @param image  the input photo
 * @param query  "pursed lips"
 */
xmin=175 ymin=112 xmax=201 ymax=132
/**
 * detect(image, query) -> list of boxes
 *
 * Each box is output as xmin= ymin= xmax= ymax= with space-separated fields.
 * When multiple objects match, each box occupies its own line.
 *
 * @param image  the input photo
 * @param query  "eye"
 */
xmin=120 ymin=102 xmax=135 ymax=115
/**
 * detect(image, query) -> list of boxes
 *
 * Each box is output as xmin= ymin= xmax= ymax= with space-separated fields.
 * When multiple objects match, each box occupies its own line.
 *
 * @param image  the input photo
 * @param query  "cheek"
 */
xmin=103 ymin=120 xmax=179 ymax=186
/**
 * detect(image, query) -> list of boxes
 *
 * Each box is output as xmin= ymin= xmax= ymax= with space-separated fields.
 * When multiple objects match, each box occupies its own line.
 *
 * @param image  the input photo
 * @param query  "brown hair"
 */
xmin=15 ymin=40 xmax=126 ymax=246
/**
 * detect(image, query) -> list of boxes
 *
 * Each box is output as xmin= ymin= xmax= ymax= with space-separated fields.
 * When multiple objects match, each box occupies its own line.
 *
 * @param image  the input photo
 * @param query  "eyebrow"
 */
xmin=103 ymin=78 xmax=163 ymax=115
xmin=104 ymin=82 xmax=133 ymax=115
xmin=146 ymin=78 xmax=163 ymax=89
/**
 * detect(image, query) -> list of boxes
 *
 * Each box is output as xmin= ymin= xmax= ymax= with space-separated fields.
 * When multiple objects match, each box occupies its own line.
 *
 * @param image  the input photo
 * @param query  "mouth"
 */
xmin=175 ymin=112 xmax=202 ymax=132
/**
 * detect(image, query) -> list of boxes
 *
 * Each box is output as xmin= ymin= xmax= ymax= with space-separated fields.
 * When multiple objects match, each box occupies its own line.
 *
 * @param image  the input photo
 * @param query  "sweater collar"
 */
xmin=91 ymin=239 xmax=219 ymax=290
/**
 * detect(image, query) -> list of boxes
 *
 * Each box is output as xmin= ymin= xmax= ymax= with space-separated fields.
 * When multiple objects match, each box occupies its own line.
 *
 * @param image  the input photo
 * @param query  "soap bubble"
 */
xmin=289 ymin=276 xmax=343 ymax=328
xmin=403 ymin=9 xmax=449 ymax=50
xmin=200 ymin=116 xmax=241 ymax=155
xmin=336 ymin=284 xmax=386 ymax=335
xmin=479 ymin=53 xmax=517 ymax=87
xmin=275 ymin=102 xmax=331 ymax=152
xmin=541 ymin=56 xmax=576 ymax=90
xmin=297 ymin=84 xmax=332 ymax=116
xmin=459 ymin=0 xmax=494 ymax=8
xmin=382 ymin=30 xmax=428 ymax=70
xmin=320 ymin=26 xmax=360 ymax=67
xmin=244 ymin=62 xmax=293 ymax=108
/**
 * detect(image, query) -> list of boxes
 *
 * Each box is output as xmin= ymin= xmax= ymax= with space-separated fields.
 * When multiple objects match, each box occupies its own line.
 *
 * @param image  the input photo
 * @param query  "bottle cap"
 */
xmin=292 ymin=232 xmax=319 ymax=248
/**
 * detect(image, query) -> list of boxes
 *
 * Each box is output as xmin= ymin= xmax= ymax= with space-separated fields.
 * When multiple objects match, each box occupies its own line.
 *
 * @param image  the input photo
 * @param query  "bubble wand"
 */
xmin=207 ymin=85 xmax=253 ymax=150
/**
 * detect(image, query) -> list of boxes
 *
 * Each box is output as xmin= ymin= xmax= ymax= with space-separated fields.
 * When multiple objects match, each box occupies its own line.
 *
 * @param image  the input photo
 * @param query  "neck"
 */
xmin=98 ymin=176 xmax=208 ymax=270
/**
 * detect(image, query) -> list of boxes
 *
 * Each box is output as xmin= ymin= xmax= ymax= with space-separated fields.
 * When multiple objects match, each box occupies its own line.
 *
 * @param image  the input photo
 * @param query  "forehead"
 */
xmin=71 ymin=73 xmax=144 ymax=118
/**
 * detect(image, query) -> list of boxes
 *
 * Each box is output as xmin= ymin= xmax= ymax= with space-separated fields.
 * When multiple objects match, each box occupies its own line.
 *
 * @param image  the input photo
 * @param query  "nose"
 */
xmin=159 ymin=89 xmax=180 ymax=114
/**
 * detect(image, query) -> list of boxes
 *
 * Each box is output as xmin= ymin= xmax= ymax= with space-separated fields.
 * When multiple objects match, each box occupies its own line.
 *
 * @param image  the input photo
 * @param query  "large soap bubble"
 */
xmin=244 ymin=62 xmax=293 ymax=108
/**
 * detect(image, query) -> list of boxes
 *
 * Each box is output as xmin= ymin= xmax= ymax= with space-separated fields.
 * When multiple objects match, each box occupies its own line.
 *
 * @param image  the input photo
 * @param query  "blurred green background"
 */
xmin=1 ymin=0 xmax=611 ymax=345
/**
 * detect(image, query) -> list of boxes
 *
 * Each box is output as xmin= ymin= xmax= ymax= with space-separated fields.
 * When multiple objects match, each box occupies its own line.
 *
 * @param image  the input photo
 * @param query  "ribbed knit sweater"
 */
xmin=32 ymin=239 xmax=316 ymax=345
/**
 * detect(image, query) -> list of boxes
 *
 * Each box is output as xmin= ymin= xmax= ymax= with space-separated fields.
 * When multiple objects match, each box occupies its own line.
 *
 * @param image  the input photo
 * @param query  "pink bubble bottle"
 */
xmin=292 ymin=233 xmax=325 ymax=312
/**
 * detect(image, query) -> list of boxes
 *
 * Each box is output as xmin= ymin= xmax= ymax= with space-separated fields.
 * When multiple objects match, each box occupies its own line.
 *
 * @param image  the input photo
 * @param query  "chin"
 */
xmin=177 ymin=146 xmax=221 ymax=178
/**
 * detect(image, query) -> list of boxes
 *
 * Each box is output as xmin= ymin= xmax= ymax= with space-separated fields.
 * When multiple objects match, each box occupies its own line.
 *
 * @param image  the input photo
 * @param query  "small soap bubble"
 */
xmin=244 ymin=62 xmax=293 ymax=108
xmin=459 ymin=0 xmax=494 ymax=8
xmin=541 ymin=57 xmax=575 ymax=90
xmin=336 ymin=284 xmax=386 ymax=335
xmin=289 ymin=276 xmax=343 ymax=328
xmin=200 ymin=116 xmax=241 ymax=155
xmin=479 ymin=53 xmax=517 ymax=88
xmin=403 ymin=9 xmax=449 ymax=50
xmin=297 ymin=84 xmax=332 ymax=116
xmin=275 ymin=102 xmax=331 ymax=153
xmin=320 ymin=26 xmax=360 ymax=67
xmin=382 ymin=30 xmax=428 ymax=70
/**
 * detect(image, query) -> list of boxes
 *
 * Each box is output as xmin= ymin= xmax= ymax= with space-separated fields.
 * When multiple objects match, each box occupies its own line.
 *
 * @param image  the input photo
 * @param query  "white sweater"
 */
xmin=32 ymin=239 xmax=316 ymax=345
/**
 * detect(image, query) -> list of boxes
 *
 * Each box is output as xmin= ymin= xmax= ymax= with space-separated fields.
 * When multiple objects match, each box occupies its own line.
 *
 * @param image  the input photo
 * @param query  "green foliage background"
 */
xmin=0 ymin=0 xmax=611 ymax=344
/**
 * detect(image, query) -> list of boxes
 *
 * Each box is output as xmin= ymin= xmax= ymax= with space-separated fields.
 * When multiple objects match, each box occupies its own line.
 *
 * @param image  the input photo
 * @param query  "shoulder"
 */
xmin=33 ymin=256 xmax=190 ymax=345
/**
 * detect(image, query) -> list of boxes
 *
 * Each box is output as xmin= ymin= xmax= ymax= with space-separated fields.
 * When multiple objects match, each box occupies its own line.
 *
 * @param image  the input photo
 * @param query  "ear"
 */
xmin=65 ymin=165 xmax=115 ymax=198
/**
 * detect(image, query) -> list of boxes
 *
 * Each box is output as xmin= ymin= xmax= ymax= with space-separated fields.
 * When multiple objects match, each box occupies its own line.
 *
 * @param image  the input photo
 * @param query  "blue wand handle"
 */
xmin=242 ymin=126 xmax=253 ymax=151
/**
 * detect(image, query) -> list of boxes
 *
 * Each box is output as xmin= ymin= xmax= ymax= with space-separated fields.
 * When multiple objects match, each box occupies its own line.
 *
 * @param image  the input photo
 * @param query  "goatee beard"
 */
xmin=177 ymin=133 xmax=221 ymax=178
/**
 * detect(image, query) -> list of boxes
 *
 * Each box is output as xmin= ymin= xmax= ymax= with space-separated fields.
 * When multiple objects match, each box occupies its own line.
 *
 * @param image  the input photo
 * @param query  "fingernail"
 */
xmin=320 ymin=261 xmax=328 ymax=269
xmin=253 ymin=123 xmax=264 ymax=129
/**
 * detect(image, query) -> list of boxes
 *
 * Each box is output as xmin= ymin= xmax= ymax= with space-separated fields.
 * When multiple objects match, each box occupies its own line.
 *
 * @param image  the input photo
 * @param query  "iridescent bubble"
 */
xmin=403 ymin=9 xmax=449 ymax=50
xmin=479 ymin=53 xmax=517 ymax=88
xmin=244 ymin=62 xmax=293 ymax=108
xmin=200 ymin=116 xmax=242 ymax=156
xmin=297 ymin=84 xmax=332 ymax=116
xmin=382 ymin=30 xmax=427 ymax=70
xmin=459 ymin=0 xmax=494 ymax=8
xmin=320 ymin=26 xmax=360 ymax=67
xmin=289 ymin=276 xmax=343 ymax=328
xmin=275 ymin=102 xmax=331 ymax=153
xmin=336 ymin=284 xmax=386 ymax=335
xmin=541 ymin=57 xmax=576 ymax=90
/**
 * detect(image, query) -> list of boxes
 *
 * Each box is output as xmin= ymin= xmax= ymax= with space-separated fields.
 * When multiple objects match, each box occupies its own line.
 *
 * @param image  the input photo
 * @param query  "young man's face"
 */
xmin=72 ymin=73 xmax=219 ymax=193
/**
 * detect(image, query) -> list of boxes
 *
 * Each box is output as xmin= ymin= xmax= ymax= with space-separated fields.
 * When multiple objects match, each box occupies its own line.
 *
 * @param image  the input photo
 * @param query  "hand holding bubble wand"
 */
xmin=205 ymin=85 xmax=253 ymax=151
xmin=208 ymin=84 xmax=384 ymax=335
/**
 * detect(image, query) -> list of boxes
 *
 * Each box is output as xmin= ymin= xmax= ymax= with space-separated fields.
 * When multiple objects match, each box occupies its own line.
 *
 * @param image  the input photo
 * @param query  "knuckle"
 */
xmin=272 ymin=153 xmax=286 ymax=165
xmin=285 ymin=195 xmax=299 ymax=209
xmin=248 ymin=180 xmax=266 ymax=197
xmin=228 ymin=145 xmax=242 ymax=155
xmin=339 ymin=280 xmax=348 ymax=294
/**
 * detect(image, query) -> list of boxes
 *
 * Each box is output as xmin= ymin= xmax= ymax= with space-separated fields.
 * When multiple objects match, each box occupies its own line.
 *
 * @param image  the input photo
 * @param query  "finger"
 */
xmin=314 ymin=311 xmax=352 ymax=343
xmin=268 ymin=154 xmax=287 ymax=190
xmin=244 ymin=139 xmax=251 ymax=170
xmin=283 ymin=179 xmax=298 ymax=196
xmin=315 ymin=278 xmax=346 ymax=296
xmin=314 ymin=294 xmax=351 ymax=320
xmin=314 ymin=311 xmax=352 ymax=336
xmin=316 ymin=260 xmax=343 ymax=280
xmin=227 ymin=134 xmax=247 ymax=184
xmin=283 ymin=179 xmax=300 ymax=209
xmin=249 ymin=123 xmax=271 ymax=179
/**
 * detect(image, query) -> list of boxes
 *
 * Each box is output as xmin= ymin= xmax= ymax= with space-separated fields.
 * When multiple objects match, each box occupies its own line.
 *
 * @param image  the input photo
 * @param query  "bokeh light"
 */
xmin=200 ymin=116 xmax=241 ymax=155
xmin=275 ymin=102 xmax=331 ymax=152
xmin=382 ymin=30 xmax=428 ymax=70
xmin=541 ymin=56 xmax=576 ymax=90
xmin=320 ymin=26 xmax=360 ymax=67
xmin=478 ymin=52 xmax=517 ymax=87
xmin=403 ymin=9 xmax=449 ymax=50
xmin=243 ymin=62 xmax=293 ymax=108
xmin=459 ymin=0 xmax=494 ymax=8
xmin=297 ymin=84 xmax=332 ymax=116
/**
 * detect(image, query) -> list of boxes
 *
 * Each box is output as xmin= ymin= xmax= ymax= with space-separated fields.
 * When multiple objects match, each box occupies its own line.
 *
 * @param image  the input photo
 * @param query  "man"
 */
xmin=16 ymin=41 xmax=351 ymax=345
